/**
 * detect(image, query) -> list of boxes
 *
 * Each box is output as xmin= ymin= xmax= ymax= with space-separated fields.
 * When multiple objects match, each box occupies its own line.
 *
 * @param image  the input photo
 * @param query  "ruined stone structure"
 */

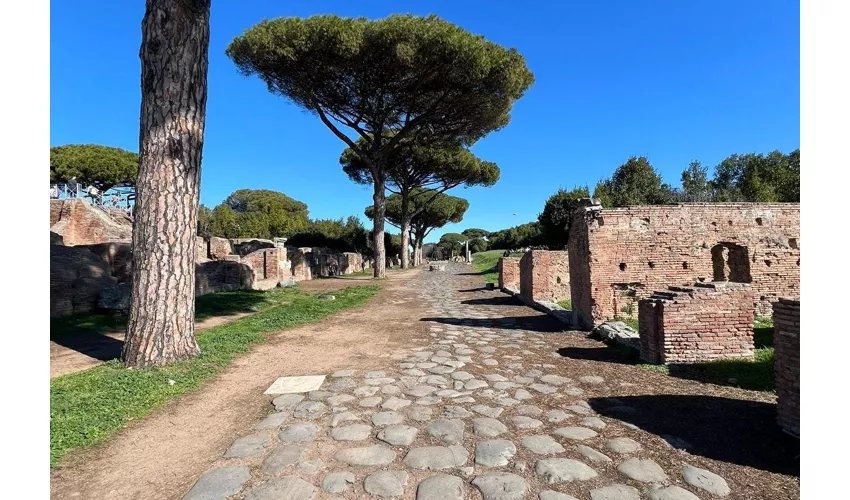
xmin=638 ymin=282 xmax=755 ymax=364
xmin=50 ymin=198 xmax=132 ymax=245
xmin=49 ymin=198 xmax=370 ymax=316
xmin=569 ymin=201 xmax=800 ymax=329
xmin=50 ymin=245 xmax=118 ymax=317
xmin=519 ymin=250 xmax=571 ymax=303
xmin=498 ymin=257 xmax=520 ymax=291
xmin=773 ymin=298 xmax=800 ymax=437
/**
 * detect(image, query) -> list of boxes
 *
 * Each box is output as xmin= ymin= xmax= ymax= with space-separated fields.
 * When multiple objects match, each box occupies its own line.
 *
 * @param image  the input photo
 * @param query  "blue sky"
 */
xmin=50 ymin=1 xmax=799 ymax=242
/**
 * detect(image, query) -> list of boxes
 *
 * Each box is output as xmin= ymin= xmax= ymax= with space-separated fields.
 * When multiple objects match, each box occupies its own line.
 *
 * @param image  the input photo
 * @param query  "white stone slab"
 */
xmin=264 ymin=375 xmax=327 ymax=395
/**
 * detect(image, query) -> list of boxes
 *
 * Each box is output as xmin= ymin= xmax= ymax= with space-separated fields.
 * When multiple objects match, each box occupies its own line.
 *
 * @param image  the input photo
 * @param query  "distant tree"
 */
xmin=468 ymin=237 xmax=489 ymax=253
xmin=197 ymin=204 xmax=213 ymax=237
xmin=123 ymin=0 xmax=210 ymax=368
xmin=537 ymin=186 xmax=590 ymax=249
xmin=462 ymin=228 xmax=490 ymax=239
xmin=680 ymin=160 xmax=712 ymax=201
xmin=218 ymin=189 xmax=310 ymax=239
xmin=366 ymin=190 xmax=469 ymax=265
xmin=227 ymin=14 xmax=533 ymax=277
xmin=288 ymin=216 xmax=370 ymax=253
xmin=488 ymin=221 xmax=543 ymax=250
xmin=341 ymin=137 xmax=499 ymax=269
xmin=436 ymin=232 xmax=467 ymax=258
xmin=50 ymin=144 xmax=139 ymax=191
xmin=593 ymin=156 xmax=672 ymax=207
xmin=711 ymin=150 xmax=799 ymax=202
xmin=209 ymin=204 xmax=239 ymax=238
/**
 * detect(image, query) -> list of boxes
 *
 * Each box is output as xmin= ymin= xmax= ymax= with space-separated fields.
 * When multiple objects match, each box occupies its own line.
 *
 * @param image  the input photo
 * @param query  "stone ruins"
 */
xmin=638 ymin=282 xmax=756 ymax=364
xmin=568 ymin=200 xmax=800 ymax=329
xmin=519 ymin=250 xmax=570 ymax=304
xmin=49 ymin=199 xmax=372 ymax=317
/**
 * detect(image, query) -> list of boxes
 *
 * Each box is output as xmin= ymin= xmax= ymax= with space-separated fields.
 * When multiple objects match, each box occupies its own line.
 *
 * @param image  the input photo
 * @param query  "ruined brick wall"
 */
xmin=638 ymin=282 xmax=755 ymax=364
xmin=50 ymin=245 xmax=118 ymax=317
xmin=773 ymin=298 xmax=800 ymax=437
xmin=570 ymin=202 xmax=800 ymax=329
xmin=519 ymin=251 xmax=570 ymax=302
xmin=341 ymin=252 xmax=364 ymax=274
xmin=499 ymin=257 xmax=520 ymax=290
xmin=50 ymin=199 xmax=133 ymax=245
xmin=239 ymin=248 xmax=281 ymax=290
xmin=195 ymin=260 xmax=253 ymax=296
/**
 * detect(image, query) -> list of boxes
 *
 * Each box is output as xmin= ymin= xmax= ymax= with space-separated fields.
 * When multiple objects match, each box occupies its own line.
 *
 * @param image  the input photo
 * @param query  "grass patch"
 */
xmin=557 ymin=299 xmax=572 ymax=311
xmin=50 ymin=284 xmax=379 ymax=467
xmin=51 ymin=289 xmax=287 ymax=339
xmin=471 ymin=250 xmax=506 ymax=284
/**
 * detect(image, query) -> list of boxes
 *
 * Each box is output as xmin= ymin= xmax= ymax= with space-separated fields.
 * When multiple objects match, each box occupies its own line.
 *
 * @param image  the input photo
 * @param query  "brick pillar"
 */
xmin=773 ymin=298 xmax=800 ymax=437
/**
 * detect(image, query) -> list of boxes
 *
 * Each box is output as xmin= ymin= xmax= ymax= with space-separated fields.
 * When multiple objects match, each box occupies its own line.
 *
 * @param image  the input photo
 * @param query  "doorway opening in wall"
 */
xmin=711 ymin=243 xmax=752 ymax=283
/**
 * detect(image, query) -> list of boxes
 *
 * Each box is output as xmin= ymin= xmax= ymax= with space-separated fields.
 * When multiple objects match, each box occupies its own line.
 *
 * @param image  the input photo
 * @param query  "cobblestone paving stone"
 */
xmin=183 ymin=263 xmax=742 ymax=499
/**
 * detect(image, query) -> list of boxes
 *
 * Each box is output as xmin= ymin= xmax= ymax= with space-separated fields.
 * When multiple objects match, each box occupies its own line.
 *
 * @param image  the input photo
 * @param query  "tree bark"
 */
xmin=372 ymin=171 xmax=387 ymax=278
xmin=123 ymin=0 xmax=210 ymax=367
xmin=399 ymin=193 xmax=411 ymax=269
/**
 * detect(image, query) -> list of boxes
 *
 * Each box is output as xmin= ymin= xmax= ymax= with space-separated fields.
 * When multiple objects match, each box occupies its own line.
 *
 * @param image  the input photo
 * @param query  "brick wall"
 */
xmin=49 ymin=199 xmax=132 ymax=245
xmin=773 ymin=298 xmax=800 ymax=437
xmin=519 ymin=250 xmax=571 ymax=302
xmin=569 ymin=202 xmax=800 ymax=329
xmin=239 ymin=248 xmax=281 ymax=290
xmin=638 ymin=282 xmax=755 ymax=364
xmin=499 ymin=257 xmax=520 ymax=290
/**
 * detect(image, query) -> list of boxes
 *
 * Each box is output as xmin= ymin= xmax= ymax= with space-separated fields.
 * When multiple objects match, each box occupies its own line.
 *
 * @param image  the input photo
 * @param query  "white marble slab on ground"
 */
xmin=264 ymin=375 xmax=327 ymax=395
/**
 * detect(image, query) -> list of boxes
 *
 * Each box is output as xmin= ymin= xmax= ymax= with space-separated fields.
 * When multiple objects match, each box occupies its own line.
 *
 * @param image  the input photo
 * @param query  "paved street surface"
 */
xmin=182 ymin=263 xmax=797 ymax=500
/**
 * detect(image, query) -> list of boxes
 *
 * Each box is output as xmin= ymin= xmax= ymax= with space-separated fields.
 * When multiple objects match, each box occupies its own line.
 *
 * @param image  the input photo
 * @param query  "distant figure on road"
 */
xmin=50 ymin=184 xmax=59 ymax=199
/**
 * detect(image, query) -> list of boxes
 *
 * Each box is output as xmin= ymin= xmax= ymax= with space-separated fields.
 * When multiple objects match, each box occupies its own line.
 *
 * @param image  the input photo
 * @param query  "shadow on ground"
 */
xmin=558 ymin=338 xmax=776 ymax=392
xmin=420 ymin=315 xmax=567 ymax=333
xmin=587 ymin=395 xmax=799 ymax=476
xmin=51 ymin=290 xmax=272 ymax=362
xmin=457 ymin=287 xmax=490 ymax=293
xmin=460 ymin=295 xmax=523 ymax=307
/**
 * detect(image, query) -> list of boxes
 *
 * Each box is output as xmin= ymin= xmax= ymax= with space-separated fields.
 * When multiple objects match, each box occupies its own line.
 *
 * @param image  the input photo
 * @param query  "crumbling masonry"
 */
xmin=568 ymin=202 xmax=800 ymax=329
xmin=773 ymin=298 xmax=800 ymax=437
xmin=498 ymin=257 xmax=520 ymax=291
xmin=519 ymin=250 xmax=570 ymax=303
xmin=638 ymin=282 xmax=755 ymax=364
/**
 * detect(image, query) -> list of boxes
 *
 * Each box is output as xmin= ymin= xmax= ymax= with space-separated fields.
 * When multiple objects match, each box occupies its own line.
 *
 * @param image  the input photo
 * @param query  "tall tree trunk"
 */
xmin=400 ymin=191 xmax=411 ymax=269
xmin=372 ymin=171 xmax=387 ymax=278
xmin=123 ymin=0 xmax=210 ymax=367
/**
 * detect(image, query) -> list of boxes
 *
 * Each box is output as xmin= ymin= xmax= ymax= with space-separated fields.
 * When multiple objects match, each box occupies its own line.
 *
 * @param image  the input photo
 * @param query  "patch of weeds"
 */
xmin=557 ymin=299 xmax=572 ymax=311
xmin=50 ymin=285 xmax=380 ymax=467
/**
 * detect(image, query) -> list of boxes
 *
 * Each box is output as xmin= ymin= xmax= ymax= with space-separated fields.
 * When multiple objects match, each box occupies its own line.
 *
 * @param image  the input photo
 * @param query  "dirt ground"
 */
xmin=50 ymin=268 xmax=424 ymax=500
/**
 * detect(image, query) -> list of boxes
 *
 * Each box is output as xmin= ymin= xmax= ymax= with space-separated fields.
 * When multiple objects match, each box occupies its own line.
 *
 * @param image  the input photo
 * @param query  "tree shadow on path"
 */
xmin=587 ymin=395 xmax=799 ymax=476
xmin=460 ymin=295 xmax=523 ymax=307
xmin=420 ymin=315 xmax=567 ymax=333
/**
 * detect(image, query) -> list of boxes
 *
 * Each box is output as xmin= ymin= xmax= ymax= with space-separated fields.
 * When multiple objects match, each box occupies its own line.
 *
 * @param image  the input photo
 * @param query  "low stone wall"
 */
xmin=519 ymin=250 xmax=570 ymax=302
xmin=82 ymin=242 xmax=133 ymax=283
xmin=773 ymin=298 xmax=800 ymax=437
xmin=239 ymin=247 xmax=281 ymax=291
xmin=499 ymin=257 xmax=520 ymax=291
xmin=639 ymin=282 xmax=755 ymax=364
xmin=50 ymin=245 xmax=117 ymax=317
xmin=195 ymin=260 xmax=253 ymax=296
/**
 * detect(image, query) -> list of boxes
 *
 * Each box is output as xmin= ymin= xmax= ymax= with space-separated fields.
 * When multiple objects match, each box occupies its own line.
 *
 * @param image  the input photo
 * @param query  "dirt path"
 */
xmin=50 ymin=268 xmax=423 ymax=500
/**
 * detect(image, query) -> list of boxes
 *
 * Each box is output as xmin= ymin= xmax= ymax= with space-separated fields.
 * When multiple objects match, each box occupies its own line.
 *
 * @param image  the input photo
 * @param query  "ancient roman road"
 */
xmin=180 ymin=263 xmax=798 ymax=500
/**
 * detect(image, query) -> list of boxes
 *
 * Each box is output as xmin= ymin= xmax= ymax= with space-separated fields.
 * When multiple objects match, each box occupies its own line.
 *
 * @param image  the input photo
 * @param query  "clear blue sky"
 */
xmin=50 ymin=1 xmax=799 ymax=243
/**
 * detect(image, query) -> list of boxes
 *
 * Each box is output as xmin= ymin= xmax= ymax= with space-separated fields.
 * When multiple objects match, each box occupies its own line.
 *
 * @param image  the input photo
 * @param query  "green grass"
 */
xmin=51 ymin=289 xmax=288 ymax=338
xmin=557 ymin=299 xmax=572 ymax=311
xmin=635 ymin=315 xmax=776 ymax=391
xmin=50 ymin=285 xmax=379 ymax=467
xmin=471 ymin=250 xmax=507 ymax=284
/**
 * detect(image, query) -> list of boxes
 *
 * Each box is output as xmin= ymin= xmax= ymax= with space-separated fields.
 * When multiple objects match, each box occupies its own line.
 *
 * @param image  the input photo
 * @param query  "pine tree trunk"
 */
xmin=400 ymin=195 xmax=411 ymax=269
xmin=123 ymin=0 xmax=210 ymax=367
xmin=372 ymin=171 xmax=387 ymax=278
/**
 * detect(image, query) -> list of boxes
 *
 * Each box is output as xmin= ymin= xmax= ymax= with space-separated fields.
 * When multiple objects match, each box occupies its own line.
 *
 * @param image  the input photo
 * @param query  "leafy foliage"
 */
xmin=537 ymin=186 xmax=590 ymax=249
xmin=366 ymin=189 xmax=470 ymax=248
xmin=488 ymin=222 xmax=543 ymax=250
xmin=710 ymin=150 xmax=800 ymax=202
xmin=287 ymin=216 xmax=370 ymax=254
xmin=50 ymin=144 xmax=139 ymax=191
xmin=593 ymin=156 xmax=673 ymax=207
xmin=680 ymin=161 xmax=711 ymax=200
xmin=227 ymin=14 xmax=533 ymax=274
xmin=462 ymin=228 xmax=489 ymax=239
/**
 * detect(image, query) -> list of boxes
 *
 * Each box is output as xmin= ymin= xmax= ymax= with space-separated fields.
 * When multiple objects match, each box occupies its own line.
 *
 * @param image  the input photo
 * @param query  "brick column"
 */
xmin=773 ymin=298 xmax=800 ymax=437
